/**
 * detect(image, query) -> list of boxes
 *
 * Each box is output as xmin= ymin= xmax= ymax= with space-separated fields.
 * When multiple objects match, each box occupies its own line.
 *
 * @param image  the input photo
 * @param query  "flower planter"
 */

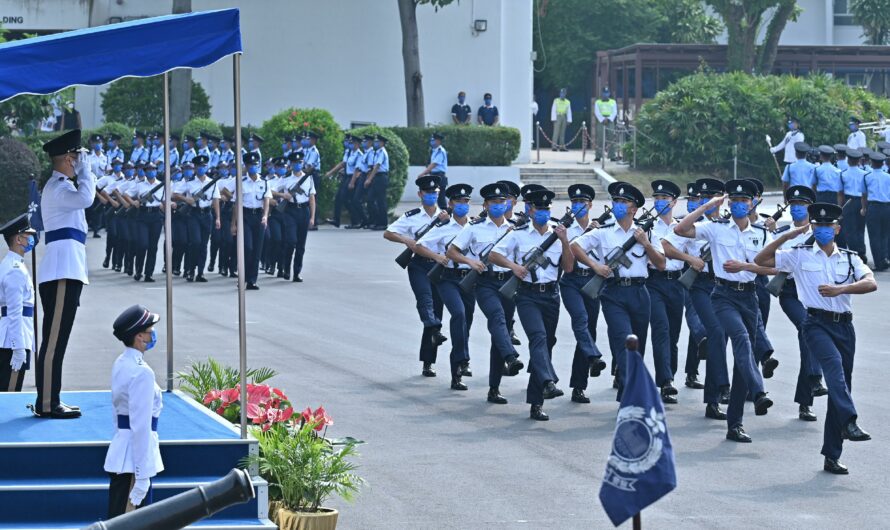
xmin=270 ymin=501 xmax=339 ymax=530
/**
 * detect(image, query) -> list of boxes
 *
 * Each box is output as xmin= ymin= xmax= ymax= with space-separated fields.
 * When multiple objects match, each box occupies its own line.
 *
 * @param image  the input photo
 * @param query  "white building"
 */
xmin=778 ymin=0 xmax=866 ymax=46
xmin=0 ymin=0 xmax=534 ymax=162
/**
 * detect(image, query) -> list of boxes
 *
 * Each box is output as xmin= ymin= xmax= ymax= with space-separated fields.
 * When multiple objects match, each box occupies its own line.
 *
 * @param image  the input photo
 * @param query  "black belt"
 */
xmin=518 ymin=281 xmax=558 ymax=293
xmin=411 ymin=256 xmax=435 ymax=264
xmin=481 ymin=271 xmax=511 ymax=281
xmin=287 ymin=202 xmax=309 ymax=208
xmin=442 ymin=268 xmax=472 ymax=278
xmin=648 ymin=269 xmax=682 ymax=280
xmin=607 ymin=277 xmax=646 ymax=287
xmin=1 ymin=306 xmax=34 ymax=317
xmin=867 ymin=200 xmax=890 ymax=205
xmin=807 ymin=308 xmax=853 ymax=323
xmin=568 ymin=268 xmax=594 ymax=277
xmin=243 ymin=207 xmax=264 ymax=214
xmin=198 ymin=206 xmax=212 ymax=213
xmin=715 ymin=278 xmax=756 ymax=291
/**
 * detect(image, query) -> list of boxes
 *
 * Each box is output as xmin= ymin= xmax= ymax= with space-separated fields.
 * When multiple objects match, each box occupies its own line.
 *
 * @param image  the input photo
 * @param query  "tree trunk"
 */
xmin=397 ymin=0 xmax=425 ymax=127
xmin=170 ymin=0 xmax=193 ymax=130
xmin=757 ymin=0 xmax=796 ymax=74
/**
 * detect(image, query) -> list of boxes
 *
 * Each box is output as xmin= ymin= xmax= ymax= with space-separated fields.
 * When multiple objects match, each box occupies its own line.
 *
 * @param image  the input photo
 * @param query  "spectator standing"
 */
xmin=477 ymin=93 xmax=499 ymax=127
xmin=59 ymin=101 xmax=81 ymax=131
xmin=594 ymin=87 xmax=617 ymax=161
xmin=451 ymin=91 xmax=472 ymax=125
xmin=550 ymin=88 xmax=572 ymax=151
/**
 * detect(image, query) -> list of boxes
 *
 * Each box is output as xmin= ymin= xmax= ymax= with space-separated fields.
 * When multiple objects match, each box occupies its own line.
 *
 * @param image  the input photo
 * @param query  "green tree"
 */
xmin=851 ymin=0 xmax=890 ymax=45
xmin=170 ymin=0 xmax=194 ymax=130
xmin=101 ymin=76 xmax=211 ymax=131
xmin=0 ymin=25 xmax=52 ymax=136
xmin=655 ymin=0 xmax=723 ymax=44
xmin=704 ymin=0 xmax=801 ymax=74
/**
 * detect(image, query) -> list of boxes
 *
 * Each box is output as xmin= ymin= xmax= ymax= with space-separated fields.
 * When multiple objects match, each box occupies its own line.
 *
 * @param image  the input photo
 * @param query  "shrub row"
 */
xmin=390 ymin=125 xmax=520 ymax=166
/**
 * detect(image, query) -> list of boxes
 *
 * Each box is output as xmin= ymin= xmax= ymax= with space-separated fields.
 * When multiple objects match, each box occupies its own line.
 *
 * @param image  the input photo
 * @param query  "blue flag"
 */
xmin=599 ymin=348 xmax=676 ymax=527
xmin=28 ymin=179 xmax=44 ymax=242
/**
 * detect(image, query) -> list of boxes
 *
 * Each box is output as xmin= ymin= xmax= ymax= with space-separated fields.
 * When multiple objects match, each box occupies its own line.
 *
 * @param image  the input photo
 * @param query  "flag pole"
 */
xmin=633 ymin=513 xmax=641 ymax=530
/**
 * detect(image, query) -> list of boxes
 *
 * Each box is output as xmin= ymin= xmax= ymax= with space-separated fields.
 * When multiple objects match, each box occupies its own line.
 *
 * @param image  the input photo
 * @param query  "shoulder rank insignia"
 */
xmin=404 ymin=208 xmax=421 ymax=217
xmin=470 ymin=216 xmax=487 ymax=225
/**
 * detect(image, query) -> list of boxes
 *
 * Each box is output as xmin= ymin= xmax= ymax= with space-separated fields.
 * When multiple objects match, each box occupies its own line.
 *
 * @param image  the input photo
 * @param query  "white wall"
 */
xmin=714 ymin=0 xmax=865 ymax=47
xmin=63 ymin=0 xmax=533 ymax=163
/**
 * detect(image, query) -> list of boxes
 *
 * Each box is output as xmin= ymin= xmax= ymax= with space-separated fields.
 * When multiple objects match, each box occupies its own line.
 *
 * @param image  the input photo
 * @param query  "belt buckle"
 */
xmin=732 ymin=282 xmax=744 ymax=292
xmin=538 ymin=283 xmax=547 ymax=293
xmin=832 ymin=312 xmax=841 ymax=323
xmin=618 ymin=277 xmax=631 ymax=287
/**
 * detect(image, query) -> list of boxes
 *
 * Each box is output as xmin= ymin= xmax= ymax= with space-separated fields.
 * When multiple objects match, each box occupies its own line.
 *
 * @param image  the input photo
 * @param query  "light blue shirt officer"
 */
xmin=373 ymin=144 xmax=390 ymax=173
xmin=815 ymin=163 xmax=842 ymax=192
xmin=782 ymin=156 xmax=816 ymax=188
xmin=864 ymin=156 xmax=890 ymax=202
xmin=840 ymin=151 xmax=867 ymax=197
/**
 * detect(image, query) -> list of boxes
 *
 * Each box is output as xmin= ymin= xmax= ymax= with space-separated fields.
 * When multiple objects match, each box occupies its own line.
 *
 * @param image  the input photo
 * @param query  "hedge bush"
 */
xmin=259 ymin=108 xmax=345 ymax=216
xmin=0 ymin=137 xmax=41 ymax=220
xmin=181 ymin=118 xmax=223 ymax=142
xmin=348 ymin=126 xmax=409 ymax=217
xmin=635 ymin=72 xmax=890 ymax=183
xmin=101 ymin=76 xmax=211 ymax=131
xmin=390 ymin=125 xmax=520 ymax=166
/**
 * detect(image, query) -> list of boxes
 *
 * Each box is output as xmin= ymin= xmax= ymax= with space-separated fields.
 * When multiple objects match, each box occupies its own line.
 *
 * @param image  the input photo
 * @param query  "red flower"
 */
xmin=303 ymin=121 xmax=309 ymax=128
xmin=203 ymin=389 xmax=221 ymax=405
xmin=221 ymin=387 xmax=240 ymax=405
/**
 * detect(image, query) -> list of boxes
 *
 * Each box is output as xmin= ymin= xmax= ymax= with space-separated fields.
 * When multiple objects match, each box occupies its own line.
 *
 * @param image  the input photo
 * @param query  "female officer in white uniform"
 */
xmin=0 ymin=213 xmax=37 ymax=392
xmin=104 ymin=304 xmax=163 ymax=517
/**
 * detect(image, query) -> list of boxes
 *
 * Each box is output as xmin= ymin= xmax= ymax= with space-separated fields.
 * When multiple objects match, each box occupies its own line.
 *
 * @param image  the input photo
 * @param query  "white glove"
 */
xmin=765 ymin=134 xmax=772 ymax=145
xmin=75 ymin=152 xmax=92 ymax=181
xmin=129 ymin=478 xmax=151 ymax=507
xmin=10 ymin=349 xmax=26 ymax=372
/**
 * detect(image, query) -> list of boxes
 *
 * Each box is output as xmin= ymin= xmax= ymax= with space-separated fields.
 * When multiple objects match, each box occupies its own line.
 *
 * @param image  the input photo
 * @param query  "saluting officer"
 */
xmin=447 ymin=183 xmax=524 ymax=404
xmin=862 ymin=151 xmax=890 ymax=271
xmin=490 ymin=188 xmax=573 ymax=421
xmin=0 ymin=214 xmax=37 ymax=392
xmin=756 ymin=203 xmax=876 ymax=474
xmin=274 ymin=152 xmax=316 ymax=282
xmin=416 ymin=184 xmax=475 ymax=390
xmin=185 ymin=155 xmax=221 ymax=282
xmin=132 ymin=163 xmax=164 ymax=283
xmin=674 ymin=179 xmax=774 ymax=443
xmin=231 ymin=152 xmax=272 ymax=290
xmin=384 ymin=176 xmax=448 ymax=376
xmin=416 ymin=133 xmax=449 ymax=209
xmin=572 ymin=182 xmax=665 ymax=400
xmin=559 ymin=184 xmax=607 ymax=404
xmin=105 ymin=305 xmax=164 ymax=516
xmin=34 ymin=129 xmax=96 ymax=419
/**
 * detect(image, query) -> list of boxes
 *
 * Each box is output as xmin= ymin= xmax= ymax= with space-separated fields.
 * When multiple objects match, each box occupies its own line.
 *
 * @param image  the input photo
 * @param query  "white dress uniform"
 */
xmin=573 ymin=222 xmax=661 ymax=279
xmin=652 ymin=218 xmax=684 ymax=272
xmin=274 ymin=172 xmax=316 ymax=205
xmin=692 ymin=219 xmax=771 ymax=282
xmin=775 ymin=243 xmax=870 ymax=314
xmin=771 ymin=130 xmax=805 ymax=164
xmin=451 ymin=216 xmax=513 ymax=272
xmin=493 ymin=223 xmax=564 ymax=284
xmin=188 ymin=176 xmax=222 ymax=208
xmin=417 ymin=218 xmax=468 ymax=268
xmin=38 ymin=168 xmax=96 ymax=285
xmin=135 ymin=179 xmax=164 ymax=208
xmin=0 ymin=252 xmax=35 ymax=353
xmin=87 ymin=151 xmax=108 ymax=180
xmin=386 ymin=207 xmax=442 ymax=240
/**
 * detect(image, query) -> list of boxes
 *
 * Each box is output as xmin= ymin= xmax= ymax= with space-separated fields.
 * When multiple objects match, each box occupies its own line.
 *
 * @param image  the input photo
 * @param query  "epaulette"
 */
xmin=713 ymin=218 xmax=730 ymax=224
xmin=469 ymin=216 xmax=487 ymax=225
xmin=773 ymin=225 xmax=791 ymax=234
xmin=404 ymin=208 xmax=421 ymax=217
xmin=751 ymin=223 xmax=768 ymax=235
xmin=838 ymin=247 xmax=856 ymax=255
xmin=598 ymin=222 xmax=615 ymax=229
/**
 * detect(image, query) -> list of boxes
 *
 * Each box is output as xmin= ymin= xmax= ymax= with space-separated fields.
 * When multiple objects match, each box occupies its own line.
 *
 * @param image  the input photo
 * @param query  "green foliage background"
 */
xmin=182 ymin=118 xmax=223 ymax=141
xmin=389 ymin=125 xmax=520 ymax=166
xmin=347 ymin=126 xmax=410 ymax=217
xmin=101 ymin=76 xmax=211 ymax=131
xmin=0 ymin=137 xmax=41 ymax=220
xmin=634 ymin=72 xmax=890 ymax=183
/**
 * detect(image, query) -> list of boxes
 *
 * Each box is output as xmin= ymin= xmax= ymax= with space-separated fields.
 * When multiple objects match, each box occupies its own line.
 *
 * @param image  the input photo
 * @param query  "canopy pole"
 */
xmin=163 ymin=71 xmax=174 ymax=392
xmin=233 ymin=53 xmax=248 ymax=439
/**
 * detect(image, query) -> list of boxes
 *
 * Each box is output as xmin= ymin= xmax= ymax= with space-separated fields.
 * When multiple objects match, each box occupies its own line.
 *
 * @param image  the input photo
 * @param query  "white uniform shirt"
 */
xmin=232 ymin=176 xmax=272 ymax=209
xmin=87 ymin=151 xmax=107 ymax=180
xmin=0 ymin=252 xmax=35 ymax=351
xmin=774 ymin=243 xmax=870 ymax=313
xmin=691 ymin=219 xmax=772 ymax=282
xmin=104 ymin=175 xmax=124 ymax=195
xmin=103 ymin=348 xmax=164 ymax=480
xmin=778 ymin=225 xmax=812 ymax=279
xmin=567 ymin=219 xmax=597 ymax=270
xmin=188 ymin=177 xmax=221 ymax=209
xmin=134 ymin=180 xmax=164 ymax=207
xmin=663 ymin=225 xmax=711 ymax=274
xmin=493 ymin=223 xmax=563 ymax=283
xmin=96 ymin=174 xmax=116 ymax=193
xmin=573 ymin=222 xmax=660 ymax=278
xmin=450 ymin=216 xmax=513 ymax=272
xmin=274 ymin=172 xmax=316 ymax=205
xmin=38 ymin=169 xmax=96 ymax=285
xmin=847 ymin=130 xmax=867 ymax=150
xmin=651 ymin=217 xmax=684 ymax=272
xmin=770 ymin=130 xmax=805 ymax=164
xmin=417 ymin=218 xmax=468 ymax=269
xmin=386 ymin=207 xmax=442 ymax=240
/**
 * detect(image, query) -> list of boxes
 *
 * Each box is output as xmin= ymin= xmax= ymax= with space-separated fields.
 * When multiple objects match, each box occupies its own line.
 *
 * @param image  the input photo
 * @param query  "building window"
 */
xmin=834 ymin=0 xmax=856 ymax=26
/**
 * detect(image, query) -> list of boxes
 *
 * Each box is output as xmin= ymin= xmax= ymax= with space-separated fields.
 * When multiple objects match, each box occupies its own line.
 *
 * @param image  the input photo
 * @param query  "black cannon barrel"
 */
xmin=83 ymin=468 xmax=255 ymax=530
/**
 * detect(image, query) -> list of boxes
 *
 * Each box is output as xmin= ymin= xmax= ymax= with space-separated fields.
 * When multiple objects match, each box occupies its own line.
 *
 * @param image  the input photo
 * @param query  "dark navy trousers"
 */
xmin=135 ymin=209 xmax=163 ymax=278
xmin=779 ymin=281 xmax=823 ymax=406
xmin=599 ymin=282 xmax=650 ymax=401
xmin=711 ymin=284 xmax=765 ymax=429
xmin=841 ymin=196 xmax=866 ymax=260
xmin=242 ymin=209 xmax=265 ymax=285
xmin=683 ymin=293 xmax=706 ymax=377
xmin=282 ymin=204 xmax=310 ymax=276
xmin=475 ymin=275 xmax=520 ymax=388
xmin=515 ymin=286 xmax=559 ymax=406
xmin=350 ymin=173 xmax=368 ymax=227
xmin=691 ymin=276 xmax=729 ymax=405
xmin=437 ymin=275 xmax=475 ymax=378
xmin=647 ymin=274 xmax=685 ymax=387
xmin=559 ymin=271 xmax=603 ymax=390
xmin=407 ymin=257 xmax=443 ymax=363
xmin=186 ymin=209 xmax=213 ymax=277
xmin=865 ymin=201 xmax=890 ymax=269
xmin=802 ymin=316 xmax=857 ymax=460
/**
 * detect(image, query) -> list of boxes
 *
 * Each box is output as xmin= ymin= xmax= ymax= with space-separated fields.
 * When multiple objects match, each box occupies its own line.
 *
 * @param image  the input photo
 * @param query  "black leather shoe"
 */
xmin=762 ymin=356 xmax=779 ymax=379
xmin=487 ymin=387 xmax=508 ymax=404
xmin=102 ymin=257 xmax=110 ymax=268
xmin=173 ymin=269 xmax=181 ymax=276
xmin=719 ymin=388 xmax=730 ymax=405
xmin=208 ymin=263 xmax=215 ymax=272
xmin=144 ymin=276 xmax=155 ymax=283
xmin=754 ymin=392 xmax=773 ymax=416
xmin=113 ymin=266 xmax=121 ymax=272
xmin=812 ymin=381 xmax=828 ymax=397
xmin=433 ymin=331 xmax=448 ymax=346
xmin=185 ymin=273 xmax=194 ymax=282
xmin=571 ymin=389 xmax=590 ymax=404
xmin=799 ymin=405 xmax=817 ymax=422
xmin=459 ymin=363 xmax=472 ymax=377
xmin=510 ymin=329 xmax=521 ymax=345
xmin=726 ymin=426 xmax=752 ymax=443
xmin=59 ymin=402 xmax=80 ymax=411
xmin=229 ymin=271 xmax=239 ymax=278
xmin=450 ymin=377 xmax=468 ymax=391
xmin=824 ymin=457 xmax=849 ymax=475
xmin=421 ymin=362 xmax=436 ymax=377
xmin=281 ymin=273 xmax=290 ymax=281
xmin=246 ymin=284 xmax=259 ymax=290
xmin=842 ymin=421 xmax=871 ymax=442
xmin=661 ymin=389 xmax=678 ymax=404
xmin=685 ymin=375 xmax=705 ymax=389
xmin=134 ymin=274 xmax=142 ymax=282
xmin=661 ymin=382 xmax=678 ymax=396
xmin=705 ymin=403 xmax=726 ymax=420
xmin=503 ymin=357 xmax=524 ymax=377
xmin=293 ymin=274 xmax=303 ymax=283
xmin=697 ymin=337 xmax=708 ymax=360
xmin=589 ymin=358 xmax=607 ymax=377
xmin=530 ymin=404 xmax=549 ymax=421
xmin=542 ymin=381 xmax=564 ymax=400
xmin=195 ymin=275 xmax=208 ymax=283
xmin=34 ymin=404 xmax=81 ymax=419
xmin=612 ymin=376 xmax=620 ymax=390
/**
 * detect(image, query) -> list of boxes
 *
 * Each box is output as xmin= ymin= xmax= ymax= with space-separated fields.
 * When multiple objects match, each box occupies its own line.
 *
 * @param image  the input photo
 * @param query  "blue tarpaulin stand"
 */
xmin=0 ymin=9 xmax=253 ymax=439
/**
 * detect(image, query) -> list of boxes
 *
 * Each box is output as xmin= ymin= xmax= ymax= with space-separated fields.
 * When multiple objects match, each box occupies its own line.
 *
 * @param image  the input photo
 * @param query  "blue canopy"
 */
xmin=0 ymin=9 xmax=242 ymax=102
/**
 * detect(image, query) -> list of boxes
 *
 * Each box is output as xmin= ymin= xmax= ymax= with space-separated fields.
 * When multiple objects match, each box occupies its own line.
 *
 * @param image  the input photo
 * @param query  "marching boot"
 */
xmin=487 ymin=387 xmax=507 ymax=404
xmin=422 ymin=362 xmax=436 ymax=377
xmin=530 ymin=404 xmax=549 ymax=421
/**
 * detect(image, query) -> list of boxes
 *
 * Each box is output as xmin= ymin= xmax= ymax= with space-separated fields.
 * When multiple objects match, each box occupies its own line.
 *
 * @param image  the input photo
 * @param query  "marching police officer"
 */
xmin=274 ymin=152 xmax=316 ymax=282
xmin=756 ymin=203 xmax=876 ymax=474
xmin=302 ymin=131 xmax=322 ymax=229
xmin=416 ymin=133 xmax=449 ymax=209
xmin=231 ymin=152 xmax=271 ymax=290
xmin=132 ymin=163 xmax=164 ymax=283
xmin=181 ymin=135 xmax=197 ymax=165
xmin=34 ymin=129 xmax=95 ymax=419
xmin=129 ymin=131 xmax=149 ymax=166
xmin=105 ymin=304 xmax=164 ymax=516
xmin=185 ymin=155 xmax=221 ymax=282
xmin=814 ymin=145 xmax=842 ymax=205
xmin=325 ymin=135 xmax=362 ymax=228
xmin=862 ymin=151 xmax=890 ymax=271
xmin=366 ymin=135 xmax=390 ymax=230
xmin=0 ymin=213 xmax=37 ymax=392
xmin=170 ymin=163 xmax=194 ymax=277
xmin=782 ymin=142 xmax=816 ymax=190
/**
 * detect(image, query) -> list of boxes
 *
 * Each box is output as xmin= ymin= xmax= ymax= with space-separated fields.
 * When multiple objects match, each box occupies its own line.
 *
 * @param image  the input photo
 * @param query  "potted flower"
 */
xmin=245 ymin=407 xmax=364 ymax=530
xmin=203 ymin=383 xmax=294 ymax=430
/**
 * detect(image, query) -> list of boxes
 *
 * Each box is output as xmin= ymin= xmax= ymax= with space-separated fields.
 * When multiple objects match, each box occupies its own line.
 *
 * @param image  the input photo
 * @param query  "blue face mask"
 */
xmin=282 ymin=143 xmax=289 ymax=151
xmin=429 ymin=139 xmax=437 ymax=148
xmin=790 ymin=204 xmax=808 ymax=222
xmin=124 ymin=169 xmax=134 ymax=178
xmin=489 ymin=203 xmax=508 ymax=218
xmin=533 ymin=210 xmax=551 ymax=226
xmin=453 ymin=203 xmax=470 ymax=217
xmin=788 ymin=121 xmax=796 ymax=131
xmin=220 ymin=142 xmax=228 ymax=150
xmin=22 ymin=235 xmax=35 ymax=253
xmin=154 ymin=139 xmax=162 ymax=147
xmin=137 ymin=169 xmax=145 ymax=178
xmin=373 ymin=141 xmax=381 ymax=149
xmin=458 ymin=96 xmax=466 ymax=104
xmin=276 ymin=167 xmax=287 ymax=176
xmin=196 ymin=139 xmax=204 ymax=148
xmin=686 ymin=199 xmax=700 ymax=213
xmin=849 ymin=124 xmax=857 ymax=132
xmin=93 ymin=143 xmax=103 ymax=151
xmin=147 ymin=170 xmax=157 ymax=179
xmin=484 ymin=98 xmax=492 ymax=105
xmin=183 ymin=169 xmax=194 ymax=178
xmin=108 ymin=141 xmax=116 ymax=148
xmin=505 ymin=199 xmax=513 ymax=210
xmin=571 ymin=202 xmax=588 ymax=218
xmin=301 ymin=139 xmax=311 ymax=148
xmin=145 ymin=330 xmax=157 ymax=351
xmin=113 ymin=164 xmax=122 ymax=172
xmin=196 ymin=166 xmax=207 ymax=176
xmin=421 ymin=192 xmax=438 ymax=206
xmin=172 ymin=172 xmax=183 ymax=181
xmin=611 ymin=201 xmax=628 ymax=220
xmin=730 ymin=201 xmax=750 ymax=218
xmin=361 ymin=141 xmax=369 ymax=149
xmin=248 ymin=141 xmax=255 ymax=150
xmin=814 ymin=225 xmax=836 ymax=245
xmin=292 ymin=163 xmax=303 ymax=172
xmin=219 ymin=169 xmax=230 ymax=177
xmin=183 ymin=141 xmax=191 ymax=150
xmin=654 ymin=199 xmax=671 ymax=215
xmin=132 ymin=139 xmax=139 ymax=147
xmin=249 ymin=165 xmax=260 ymax=175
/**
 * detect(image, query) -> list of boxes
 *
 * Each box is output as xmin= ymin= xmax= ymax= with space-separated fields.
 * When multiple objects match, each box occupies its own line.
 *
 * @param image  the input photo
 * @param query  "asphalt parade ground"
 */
xmin=18 ymin=200 xmax=890 ymax=529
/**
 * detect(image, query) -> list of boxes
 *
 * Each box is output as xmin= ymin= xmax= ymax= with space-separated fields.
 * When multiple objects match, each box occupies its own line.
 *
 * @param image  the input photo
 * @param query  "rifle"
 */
xmin=176 ymin=176 xmax=220 ymax=214
xmin=580 ymin=206 xmax=664 ymax=300
xmin=457 ymin=218 xmax=529 ymax=294
xmin=395 ymin=208 xmax=452 ymax=268
xmin=275 ymin=173 xmax=312 ymax=214
xmin=758 ymin=201 xmax=788 ymax=223
xmin=427 ymin=234 xmax=461 ymax=284
xmin=678 ymin=243 xmax=710 ymax=290
xmin=498 ymin=209 xmax=576 ymax=300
